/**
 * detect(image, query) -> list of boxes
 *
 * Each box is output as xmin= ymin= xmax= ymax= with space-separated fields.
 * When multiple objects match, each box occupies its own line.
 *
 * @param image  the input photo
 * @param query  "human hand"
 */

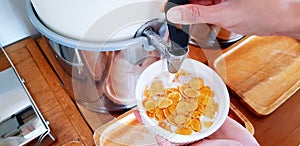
xmin=165 ymin=0 xmax=300 ymax=39
xmin=134 ymin=110 xmax=259 ymax=146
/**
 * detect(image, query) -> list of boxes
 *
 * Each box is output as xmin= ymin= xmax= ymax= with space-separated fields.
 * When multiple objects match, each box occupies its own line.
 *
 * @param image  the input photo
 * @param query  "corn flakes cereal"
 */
xmin=203 ymin=121 xmax=213 ymax=128
xmin=184 ymin=118 xmax=192 ymax=127
xmin=191 ymin=110 xmax=202 ymax=119
xmin=175 ymin=101 xmax=188 ymax=115
xmin=189 ymin=78 xmax=204 ymax=90
xmin=167 ymin=104 xmax=177 ymax=114
xmin=183 ymin=88 xmax=199 ymax=98
xmin=165 ymin=88 xmax=179 ymax=97
xmin=146 ymin=111 xmax=155 ymax=118
xmin=158 ymin=97 xmax=173 ymax=109
xmin=175 ymin=126 xmax=193 ymax=135
xmin=204 ymin=106 xmax=217 ymax=119
xmin=142 ymin=70 xmax=219 ymax=136
xmin=174 ymin=115 xmax=187 ymax=125
xmin=155 ymin=108 xmax=166 ymax=121
xmin=159 ymin=122 xmax=171 ymax=131
xmin=163 ymin=109 xmax=171 ymax=119
xmin=175 ymin=69 xmax=191 ymax=79
xmin=150 ymin=80 xmax=165 ymax=95
xmin=144 ymin=89 xmax=150 ymax=98
xmin=144 ymin=98 xmax=156 ymax=111
xmin=179 ymin=84 xmax=189 ymax=97
xmin=166 ymin=115 xmax=177 ymax=126
xmin=191 ymin=119 xmax=201 ymax=132
xmin=186 ymin=99 xmax=198 ymax=112
xmin=166 ymin=92 xmax=181 ymax=103
xmin=200 ymin=86 xmax=212 ymax=97
xmin=204 ymin=97 xmax=219 ymax=119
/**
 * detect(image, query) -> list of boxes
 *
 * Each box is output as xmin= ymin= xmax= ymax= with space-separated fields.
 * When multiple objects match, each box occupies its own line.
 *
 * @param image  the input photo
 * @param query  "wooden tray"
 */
xmin=213 ymin=36 xmax=300 ymax=116
xmin=93 ymin=104 xmax=254 ymax=146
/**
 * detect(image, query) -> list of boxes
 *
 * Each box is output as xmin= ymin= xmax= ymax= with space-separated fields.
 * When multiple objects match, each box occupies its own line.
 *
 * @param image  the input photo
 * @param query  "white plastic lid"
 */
xmin=31 ymin=0 xmax=164 ymax=42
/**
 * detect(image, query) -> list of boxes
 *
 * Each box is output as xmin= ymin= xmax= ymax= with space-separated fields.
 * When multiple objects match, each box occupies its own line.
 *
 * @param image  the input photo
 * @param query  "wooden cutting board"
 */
xmin=213 ymin=36 xmax=300 ymax=116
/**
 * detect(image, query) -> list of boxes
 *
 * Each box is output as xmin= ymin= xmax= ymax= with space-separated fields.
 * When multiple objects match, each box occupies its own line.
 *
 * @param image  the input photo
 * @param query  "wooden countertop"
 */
xmin=3 ymin=38 xmax=94 ymax=146
xmin=37 ymin=36 xmax=299 ymax=146
xmin=193 ymin=41 xmax=300 ymax=146
xmin=3 ymin=37 xmax=299 ymax=146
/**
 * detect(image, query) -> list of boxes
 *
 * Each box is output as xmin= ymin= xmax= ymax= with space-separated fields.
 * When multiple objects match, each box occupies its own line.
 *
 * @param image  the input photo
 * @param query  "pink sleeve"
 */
xmin=191 ymin=139 xmax=243 ymax=146
xmin=202 ymin=117 xmax=259 ymax=146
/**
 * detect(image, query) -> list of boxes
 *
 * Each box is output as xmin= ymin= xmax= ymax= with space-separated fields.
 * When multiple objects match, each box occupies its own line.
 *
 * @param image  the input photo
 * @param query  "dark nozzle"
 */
xmin=165 ymin=0 xmax=190 ymax=73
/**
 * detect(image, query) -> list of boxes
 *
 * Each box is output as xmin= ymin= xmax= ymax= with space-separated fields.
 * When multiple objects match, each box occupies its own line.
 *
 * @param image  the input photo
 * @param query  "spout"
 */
xmin=165 ymin=44 xmax=189 ymax=73
xmin=142 ymin=28 xmax=189 ymax=73
xmin=165 ymin=0 xmax=190 ymax=73
xmin=135 ymin=17 xmax=189 ymax=73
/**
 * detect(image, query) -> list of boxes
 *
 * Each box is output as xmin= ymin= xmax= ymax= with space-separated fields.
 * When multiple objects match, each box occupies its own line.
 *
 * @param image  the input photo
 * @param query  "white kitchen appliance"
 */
xmin=27 ymin=0 xmax=191 ymax=113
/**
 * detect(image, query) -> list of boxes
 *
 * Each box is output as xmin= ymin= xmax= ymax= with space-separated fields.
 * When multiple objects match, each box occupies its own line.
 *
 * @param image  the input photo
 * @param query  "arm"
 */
xmin=166 ymin=0 xmax=300 ymax=39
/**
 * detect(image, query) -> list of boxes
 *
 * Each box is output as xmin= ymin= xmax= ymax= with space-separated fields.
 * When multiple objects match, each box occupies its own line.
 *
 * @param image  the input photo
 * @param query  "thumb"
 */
xmin=166 ymin=3 xmax=229 ymax=25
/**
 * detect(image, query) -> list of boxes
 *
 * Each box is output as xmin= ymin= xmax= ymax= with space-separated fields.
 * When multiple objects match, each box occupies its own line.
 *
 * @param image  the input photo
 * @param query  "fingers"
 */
xmin=208 ymin=117 xmax=259 ymax=146
xmin=166 ymin=4 xmax=221 ymax=25
xmin=166 ymin=1 xmax=231 ymax=25
xmin=162 ymin=0 xmax=226 ymax=12
xmin=161 ymin=0 xmax=168 ymax=12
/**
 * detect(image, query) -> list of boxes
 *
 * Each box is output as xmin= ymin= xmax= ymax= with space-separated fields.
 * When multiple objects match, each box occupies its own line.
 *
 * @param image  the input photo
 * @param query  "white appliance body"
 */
xmin=31 ymin=0 xmax=164 ymax=42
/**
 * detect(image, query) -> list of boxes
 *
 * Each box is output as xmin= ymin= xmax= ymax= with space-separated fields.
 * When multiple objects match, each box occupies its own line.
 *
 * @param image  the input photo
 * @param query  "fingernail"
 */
xmin=167 ymin=8 xmax=182 ymax=22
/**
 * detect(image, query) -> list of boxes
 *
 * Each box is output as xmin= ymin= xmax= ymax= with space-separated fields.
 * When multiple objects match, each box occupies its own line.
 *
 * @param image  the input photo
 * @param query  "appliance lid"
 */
xmin=30 ymin=0 xmax=165 ymax=43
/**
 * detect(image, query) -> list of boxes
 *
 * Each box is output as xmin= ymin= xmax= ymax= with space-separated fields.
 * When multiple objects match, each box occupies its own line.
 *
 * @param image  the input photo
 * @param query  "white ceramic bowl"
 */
xmin=136 ymin=58 xmax=230 ymax=144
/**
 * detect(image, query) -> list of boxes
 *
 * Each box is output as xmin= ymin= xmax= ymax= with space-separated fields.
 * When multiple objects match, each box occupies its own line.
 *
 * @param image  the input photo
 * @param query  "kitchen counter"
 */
xmin=3 ymin=37 xmax=299 ymax=145
xmin=3 ymin=38 xmax=94 ymax=145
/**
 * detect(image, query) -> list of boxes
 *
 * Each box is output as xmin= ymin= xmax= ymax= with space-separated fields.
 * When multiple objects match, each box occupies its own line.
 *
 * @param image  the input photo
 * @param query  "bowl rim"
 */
xmin=135 ymin=58 xmax=230 ymax=144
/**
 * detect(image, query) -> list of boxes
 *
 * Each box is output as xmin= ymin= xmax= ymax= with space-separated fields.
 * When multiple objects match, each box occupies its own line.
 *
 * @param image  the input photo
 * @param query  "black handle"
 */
xmin=165 ymin=0 xmax=190 ymax=54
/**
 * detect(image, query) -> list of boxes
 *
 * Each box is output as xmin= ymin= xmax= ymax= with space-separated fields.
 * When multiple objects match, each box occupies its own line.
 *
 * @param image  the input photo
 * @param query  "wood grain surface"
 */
xmin=4 ymin=38 xmax=94 ymax=146
xmin=34 ymin=36 xmax=300 ymax=146
xmin=214 ymin=36 xmax=300 ymax=115
xmin=36 ymin=37 xmax=76 ymax=101
xmin=0 ymin=50 xmax=11 ymax=71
